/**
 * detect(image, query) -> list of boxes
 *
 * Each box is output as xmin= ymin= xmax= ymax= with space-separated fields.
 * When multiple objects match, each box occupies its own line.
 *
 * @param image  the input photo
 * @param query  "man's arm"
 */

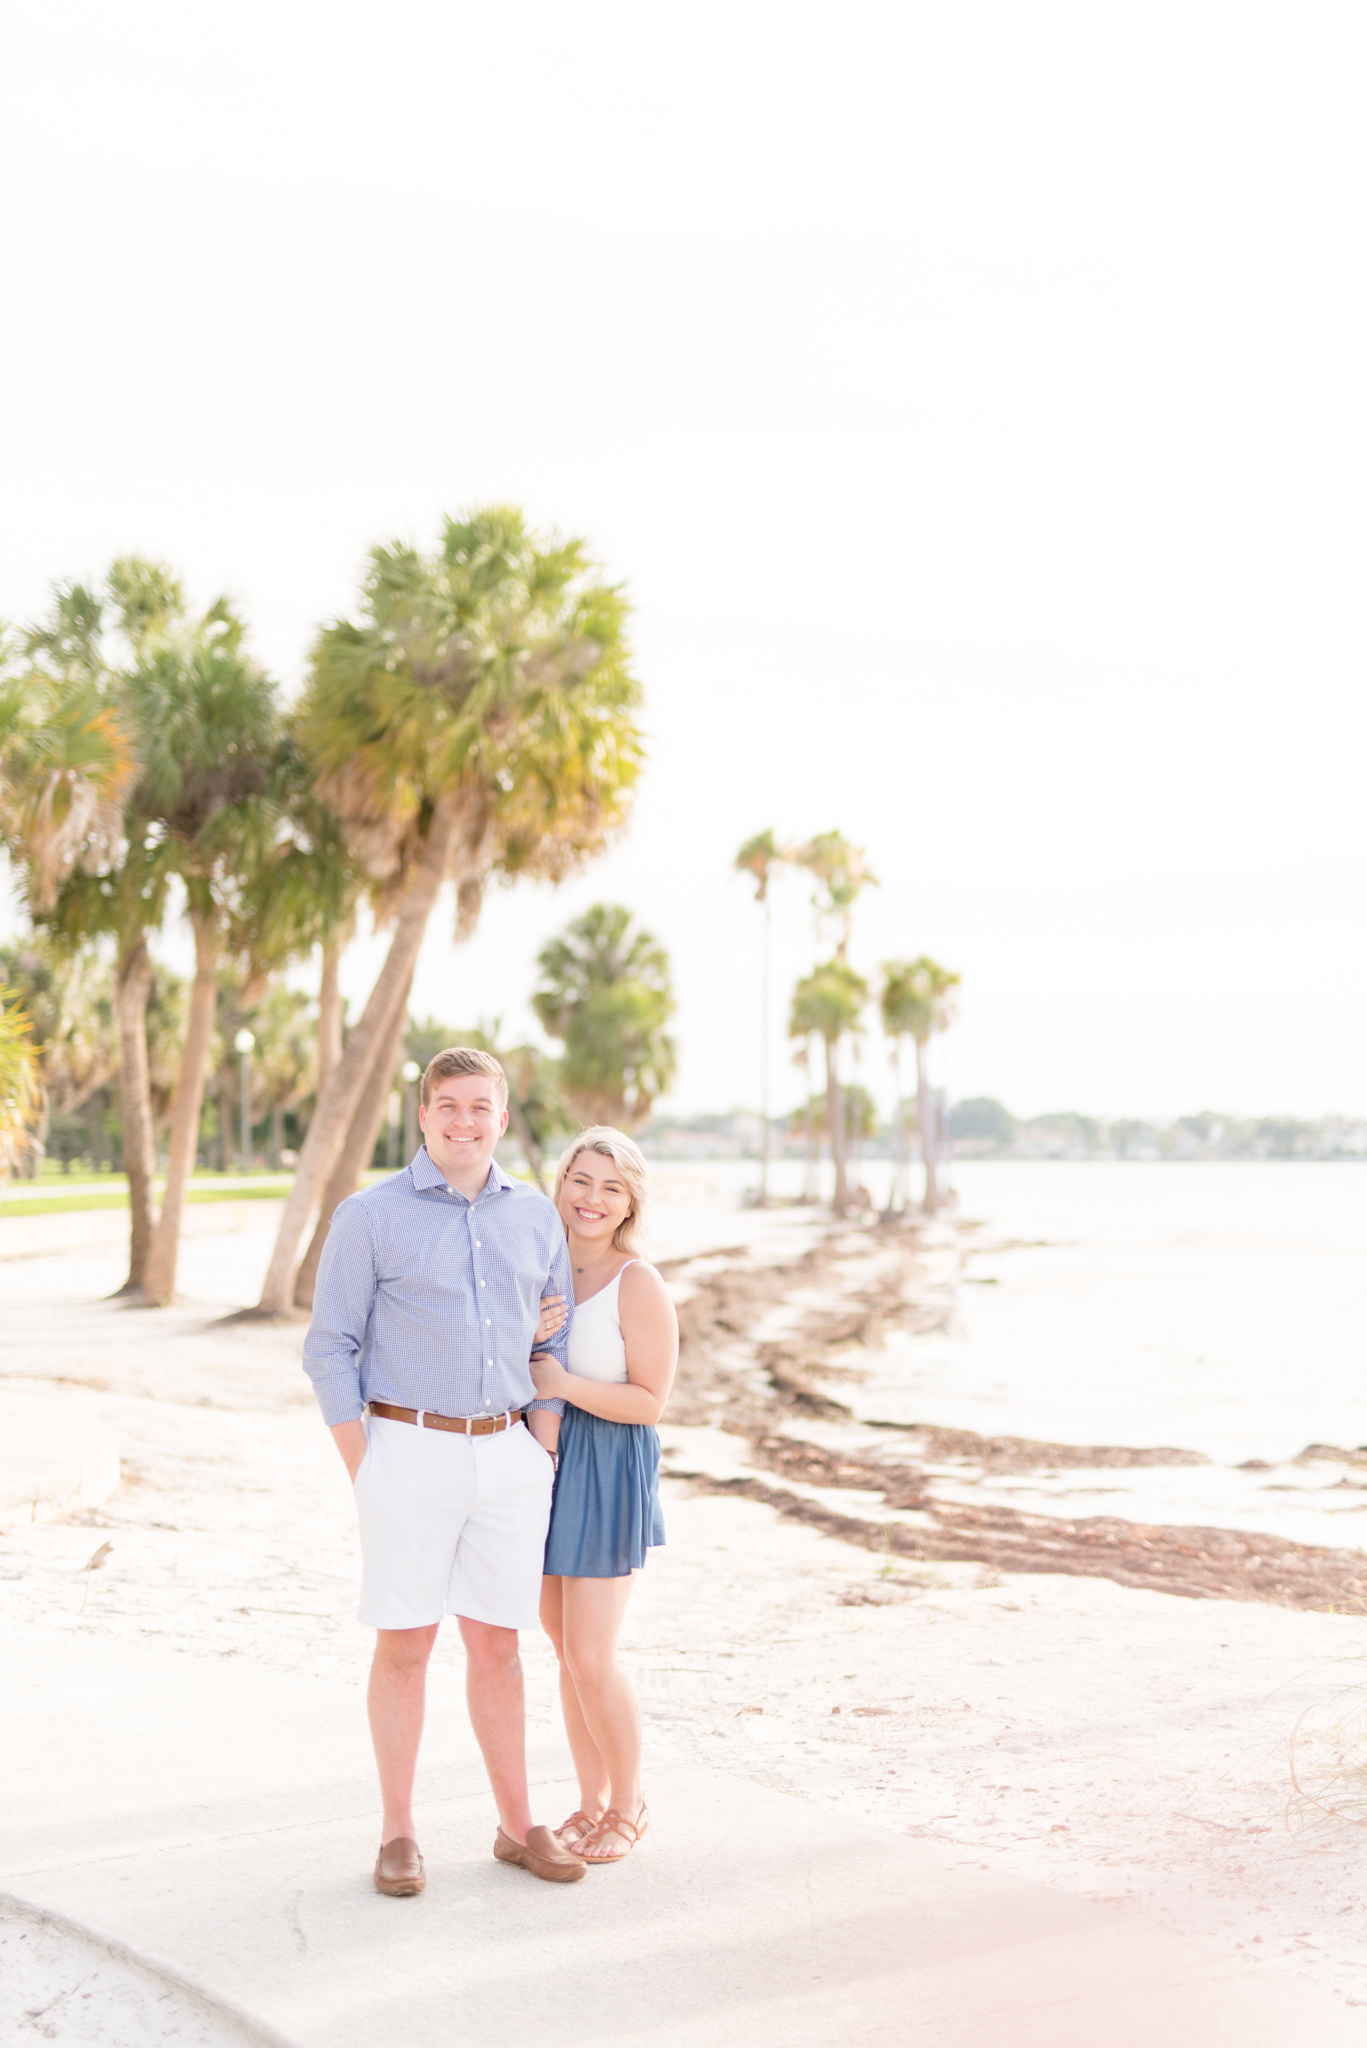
xmin=303 ymin=1202 xmax=377 ymax=1477
xmin=330 ymin=1418 xmax=369 ymax=1482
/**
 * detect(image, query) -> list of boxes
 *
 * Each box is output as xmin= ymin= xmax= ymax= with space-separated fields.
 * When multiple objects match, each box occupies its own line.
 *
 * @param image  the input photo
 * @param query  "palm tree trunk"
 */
xmin=317 ymin=937 xmax=343 ymax=1102
xmin=505 ymin=1092 xmax=546 ymax=1193
xmin=142 ymin=909 xmax=221 ymax=1304
xmin=292 ymin=970 xmax=412 ymax=1311
xmin=270 ymin=1100 xmax=283 ymax=1171
xmin=27 ymin=1084 xmax=49 ymax=1180
xmin=218 ymin=1068 xmax=232 ymax=1171
xmin=757 ymin=891 xmax=770 ymax=1205
xmin=826 ymin=1032 xmax=848 ymax=1216
xmin=114 ymin=937 xmax=157 ymax=1293
xmin=899 ymin=1041 xmax=913 ymax=1213
xmin=849 ymin=1082 xmax=861 ymax=1204
xmin=890 ymin=1042 xmax=903 ymax=1213
xmin=258 ymin=792 xmax=463 ymax=1315
xmin=802 ymin=1043 xmax=815 ymax=1202
xmin=917 ymin=1036 xmax=938 ymax=1214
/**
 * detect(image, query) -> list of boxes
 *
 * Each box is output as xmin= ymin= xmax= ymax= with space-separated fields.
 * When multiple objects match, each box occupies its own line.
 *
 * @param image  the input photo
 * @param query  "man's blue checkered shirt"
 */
xmin=302 ymin=1147 xmax=572 ymax=1427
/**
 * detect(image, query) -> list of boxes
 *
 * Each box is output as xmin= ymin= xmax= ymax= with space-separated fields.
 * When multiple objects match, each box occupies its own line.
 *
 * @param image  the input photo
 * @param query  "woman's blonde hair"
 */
xmin=552 ymin=1126 xmax=650 ymax=1255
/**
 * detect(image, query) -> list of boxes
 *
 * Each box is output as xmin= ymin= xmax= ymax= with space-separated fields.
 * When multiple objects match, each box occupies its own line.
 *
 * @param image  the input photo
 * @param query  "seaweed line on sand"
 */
xmin=660 ymin=1219 xmax=1367 ymax=1618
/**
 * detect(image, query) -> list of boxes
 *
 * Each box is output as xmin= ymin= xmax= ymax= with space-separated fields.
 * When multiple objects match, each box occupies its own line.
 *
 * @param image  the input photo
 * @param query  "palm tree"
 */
xmin=252 ymin=759 xmax=358 ymax=1112
xmin=880 ymin=956 xmax=960 ymax=1215
xmin=0 ymin=936 xmax=117 ymax=1177
xmin=793 ymin=1037 xmax=817 ymax=1201
xmin=789 ymin=831 xmax=877 ymax=961
xmin=132 ymin=605 xmax=283 ymax=1303
xmin=533 ymin=904 xmax=675 ymax=1130
xmin=205 ymin=972 xmax=316 ymax=1173
xmin=289 ymin=966 xmax=415 ymax=1311
xmin=734 ymin=829 xmax=782 ymax=1203
xmin=253 ymin=985 xmax=317 ymax=1169
xmin=0 ymin=985 xmax=40 ymax=1180
xmin=0 ymin=597 xmax=135 ymax=914
xmin=255 ymin=506 xmax=644 ymax=1315
xmin=789 ymin=959 xmax=867 ymax=1215
xmin=0 ymin=574 xmax=164 ymax=1275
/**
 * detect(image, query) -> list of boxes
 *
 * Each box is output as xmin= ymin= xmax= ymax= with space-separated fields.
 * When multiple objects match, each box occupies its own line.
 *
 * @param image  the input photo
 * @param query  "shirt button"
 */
xmin=486 ymin=1358 xmax=493 ymax=1366
xmin=475 ymin=1240 xmax=481 ymax=1248
xmin=485 ymin=1317 xmax=491 ymax=1325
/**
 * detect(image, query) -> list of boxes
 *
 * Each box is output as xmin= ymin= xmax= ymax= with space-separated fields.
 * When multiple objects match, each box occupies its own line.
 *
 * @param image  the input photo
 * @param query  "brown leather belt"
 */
xmin=368 ymin=1401 xmax=527 ymax=1436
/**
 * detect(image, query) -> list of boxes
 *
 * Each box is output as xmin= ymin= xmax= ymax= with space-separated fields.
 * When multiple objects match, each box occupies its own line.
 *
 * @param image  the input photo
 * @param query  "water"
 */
xmin=646 ymin=1156 xmax=1367 ymax=1548
xmin=842 ymin=1161 xmax=1367 ymax=1550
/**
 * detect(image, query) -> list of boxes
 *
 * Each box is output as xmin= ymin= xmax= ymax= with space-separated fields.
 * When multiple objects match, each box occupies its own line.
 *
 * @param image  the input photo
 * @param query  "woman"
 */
xmin=530 ymin=1127 xmax=678 ymax=1864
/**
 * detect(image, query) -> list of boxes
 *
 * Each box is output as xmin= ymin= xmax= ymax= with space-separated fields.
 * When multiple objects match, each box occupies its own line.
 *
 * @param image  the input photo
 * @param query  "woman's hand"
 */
xmin=535 ymin=1293 xmax=568 ymax=1346
xmin=530 ymin=1348 xmax=571 ymax=1399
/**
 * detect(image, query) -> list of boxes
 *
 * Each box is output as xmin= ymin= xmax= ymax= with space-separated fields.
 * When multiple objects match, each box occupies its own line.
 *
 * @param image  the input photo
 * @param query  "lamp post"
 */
xmin=402 ymin=1060 xmax=421 ymax=1161
xmin=234 ymin=1029 xmax=255 ymax=1171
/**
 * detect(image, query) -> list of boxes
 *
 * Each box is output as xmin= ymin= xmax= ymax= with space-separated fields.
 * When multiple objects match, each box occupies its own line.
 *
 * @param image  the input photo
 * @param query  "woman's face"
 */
xmin=558 ymin=1149 xmax=633 ymax=1248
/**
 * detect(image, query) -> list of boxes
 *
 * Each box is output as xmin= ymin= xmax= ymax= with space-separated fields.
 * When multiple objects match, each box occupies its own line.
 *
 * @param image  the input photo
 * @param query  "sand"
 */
xmin=3 ymin=1171 xmax=1367 ymax=2033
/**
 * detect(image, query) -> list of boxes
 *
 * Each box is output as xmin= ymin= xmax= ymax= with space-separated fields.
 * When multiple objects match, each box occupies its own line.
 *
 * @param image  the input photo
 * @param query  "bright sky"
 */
xmin=3 ymin=3 xmax=1364 ymax=1121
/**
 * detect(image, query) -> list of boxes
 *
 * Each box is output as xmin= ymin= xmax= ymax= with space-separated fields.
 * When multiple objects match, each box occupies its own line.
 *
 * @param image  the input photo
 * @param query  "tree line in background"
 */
xmin=949 ymin=1100 xmax=1367 ymax=1162
xmin=735 ymin=829 xmax=959 ymax=1220
xmin=0 ymin=509 xmax=661 ymax=1314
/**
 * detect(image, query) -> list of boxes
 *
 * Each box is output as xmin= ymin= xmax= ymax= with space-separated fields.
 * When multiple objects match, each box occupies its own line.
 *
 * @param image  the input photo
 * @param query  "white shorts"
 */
xmin=353 ymin=1414 xmax=554 ymax=1632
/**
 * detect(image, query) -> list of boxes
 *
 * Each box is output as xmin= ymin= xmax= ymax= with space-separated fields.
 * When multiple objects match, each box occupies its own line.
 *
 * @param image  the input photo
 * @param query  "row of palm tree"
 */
xmin=735 ymin=829 xmax=959 ymax=1218
xmin=0 ymin=509 xmax=645 ymax=1315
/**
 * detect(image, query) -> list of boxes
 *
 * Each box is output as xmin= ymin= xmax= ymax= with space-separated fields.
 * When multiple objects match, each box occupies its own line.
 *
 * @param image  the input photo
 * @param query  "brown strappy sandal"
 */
xmin=555 ymin=1810 xmax=596 ymax=1855
xmin=579 ymin=1805 xmax=648 ymax=1864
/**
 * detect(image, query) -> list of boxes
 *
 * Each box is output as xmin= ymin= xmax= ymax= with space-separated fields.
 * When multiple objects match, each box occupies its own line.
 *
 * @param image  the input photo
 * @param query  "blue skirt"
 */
xmin=543 ymin=1406 xmax=665 ymax=1579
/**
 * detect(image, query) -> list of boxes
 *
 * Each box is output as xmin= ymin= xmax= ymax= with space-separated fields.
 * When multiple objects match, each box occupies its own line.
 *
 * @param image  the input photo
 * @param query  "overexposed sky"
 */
xmin=3 ymin=2 xmax=1364 ymax=1119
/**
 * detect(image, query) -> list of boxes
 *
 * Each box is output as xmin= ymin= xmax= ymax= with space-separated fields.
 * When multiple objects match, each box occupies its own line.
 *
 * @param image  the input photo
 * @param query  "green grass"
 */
xmin=0 ymin=1181 xmax=294 ymax=1218
xmin=0 ymin=1168 xmax=398 ymax=1220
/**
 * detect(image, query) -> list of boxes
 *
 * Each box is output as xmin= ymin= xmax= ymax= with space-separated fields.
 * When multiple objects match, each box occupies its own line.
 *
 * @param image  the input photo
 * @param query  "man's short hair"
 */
xmin=421 ymin=1047 xmax=509 ymax=1108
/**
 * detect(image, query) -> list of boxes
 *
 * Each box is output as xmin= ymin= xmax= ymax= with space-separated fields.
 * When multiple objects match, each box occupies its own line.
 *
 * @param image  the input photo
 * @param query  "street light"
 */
xmin=402 ymin=1060 xmax=421 ymax=1161
xmin=234 ymin=1029 xmax=255 ymax=1171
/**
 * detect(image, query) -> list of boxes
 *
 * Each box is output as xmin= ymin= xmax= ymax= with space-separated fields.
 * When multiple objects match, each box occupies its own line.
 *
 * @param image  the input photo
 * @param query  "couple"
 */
xmin=302 ymin=1047 xmax=678 ymax=1891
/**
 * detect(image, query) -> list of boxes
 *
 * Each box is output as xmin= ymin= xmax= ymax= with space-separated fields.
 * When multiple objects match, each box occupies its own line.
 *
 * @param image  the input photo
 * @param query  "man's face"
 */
xmin=418 ymin=1073 xmax=509 ymax=1184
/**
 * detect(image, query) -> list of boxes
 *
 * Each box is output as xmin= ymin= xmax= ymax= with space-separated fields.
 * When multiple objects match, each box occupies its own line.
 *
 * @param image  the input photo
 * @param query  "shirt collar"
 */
xmin=408 ymin=1147 xmax=516 ymax=1201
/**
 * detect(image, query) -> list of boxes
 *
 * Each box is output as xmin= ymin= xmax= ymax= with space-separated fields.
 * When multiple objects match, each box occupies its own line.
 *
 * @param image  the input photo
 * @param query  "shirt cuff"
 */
xmin=528 ymin=1396 xmax=566 ymax=1416
xmin=310 ymin=1375 xmax=366 ymax=1427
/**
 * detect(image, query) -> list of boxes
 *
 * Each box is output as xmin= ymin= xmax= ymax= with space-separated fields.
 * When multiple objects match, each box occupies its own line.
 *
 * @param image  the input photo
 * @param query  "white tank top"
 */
xmin=566 ymin=1263 xmax=635 ymax=1384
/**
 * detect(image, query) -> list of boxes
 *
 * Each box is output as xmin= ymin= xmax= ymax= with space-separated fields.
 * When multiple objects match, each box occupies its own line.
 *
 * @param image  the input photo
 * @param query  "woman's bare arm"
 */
xmin=529 ymin=1262 xmax=678 ymax=1424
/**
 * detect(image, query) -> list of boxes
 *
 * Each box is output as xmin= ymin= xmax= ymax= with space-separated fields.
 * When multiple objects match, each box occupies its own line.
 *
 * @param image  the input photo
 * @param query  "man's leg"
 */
xmin=369 ymin=1623 xmax=440 ymax=1845
xmin=457 ymin=1615 xmax=536 ymax=1845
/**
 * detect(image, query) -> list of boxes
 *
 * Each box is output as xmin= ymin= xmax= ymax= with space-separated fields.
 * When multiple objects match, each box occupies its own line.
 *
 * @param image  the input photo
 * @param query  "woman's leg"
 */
xmin=560 ymin=1573 xmax=642 ymax=1848
xmin=540 ymin=1574 xmax=610 ymax=1821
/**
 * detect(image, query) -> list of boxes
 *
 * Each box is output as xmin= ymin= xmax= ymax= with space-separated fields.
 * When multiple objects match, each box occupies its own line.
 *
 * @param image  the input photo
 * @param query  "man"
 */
xmin=303 ymin=1046 xmax=583 ymax=1890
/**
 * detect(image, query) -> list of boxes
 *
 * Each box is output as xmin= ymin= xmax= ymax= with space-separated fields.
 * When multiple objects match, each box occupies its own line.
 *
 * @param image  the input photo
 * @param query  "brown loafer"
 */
xmin=493 ymin=1825 xmax=587 ymax=1884
xmin=374 ymin=1836 xmax=425 ymax=1896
